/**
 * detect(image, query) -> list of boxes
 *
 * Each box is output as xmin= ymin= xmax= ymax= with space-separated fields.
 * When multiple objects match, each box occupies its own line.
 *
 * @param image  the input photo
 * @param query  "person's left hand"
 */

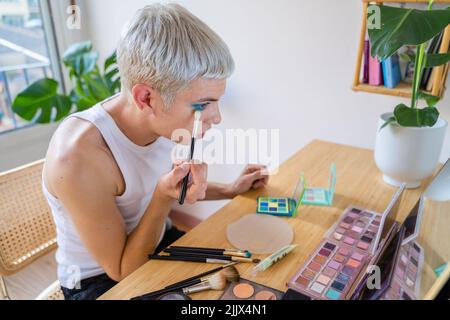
xmin=227 ymin=164 xmax=269 ymax=197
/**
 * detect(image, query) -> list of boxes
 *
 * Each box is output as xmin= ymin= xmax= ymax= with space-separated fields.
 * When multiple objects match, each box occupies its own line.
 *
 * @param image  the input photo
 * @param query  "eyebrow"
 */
xmin=196 ymin=97 xmax=219 ymax=102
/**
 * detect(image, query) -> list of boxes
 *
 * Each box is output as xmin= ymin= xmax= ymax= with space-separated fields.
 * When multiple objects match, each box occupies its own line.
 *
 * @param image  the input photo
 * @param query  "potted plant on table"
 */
xmin=368 ymin=1 xmax=450 ymax=188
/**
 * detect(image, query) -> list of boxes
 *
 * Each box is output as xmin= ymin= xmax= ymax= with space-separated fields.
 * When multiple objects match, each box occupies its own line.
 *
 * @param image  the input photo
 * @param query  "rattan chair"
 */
xmin=0 ymin=159 xmax=62 ymax=300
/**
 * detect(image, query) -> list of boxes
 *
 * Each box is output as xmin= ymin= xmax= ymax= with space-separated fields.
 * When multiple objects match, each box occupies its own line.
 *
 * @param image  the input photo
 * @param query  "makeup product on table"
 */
xmin=162 ymin=251 xmax=260 ymax=263
xmin=327 ymin=182 xmax=404 ymax=257
xmin=165 ymin=246 xmax=251 ymax=258
xmin=219 ymin=278 xmax=284 ymax=300
xmin=380 ymin=197 xmax=426 ymax=300
xmin=165 ymin=263 xmax=239 ymax=290
xmin=401 ymin=197 xmax=425 ymax=245
xmin=178 ymin=107 xmax=202 ymax=205
xmin=148 ymin=254 xmax=230 ymax=264
xmin=256 ymin=174 xmax=305 ymax=217
xmin=182 ymin=272 xmax=228 ymax=294
xmin=350 ymin=223 xmax=403 ymax=300
xmin=252 ymin=244 xmax=297 ymax=274
xmin=130 ymin=265 xmax=240 ymax=300
xmin=289 ymin=239 xmax=370 ymax=300
xmin=164 ymin=262 xmax=239 ymax=289
xmin=302 ymin=163 xmax=337 ymax=206
xmin=227 ymin=214 xmax=294 ymax=254
xmin=287 ymin=184 xmax=406 ymax=300
xmin=383 ymin=238 xmax=424 ymax=300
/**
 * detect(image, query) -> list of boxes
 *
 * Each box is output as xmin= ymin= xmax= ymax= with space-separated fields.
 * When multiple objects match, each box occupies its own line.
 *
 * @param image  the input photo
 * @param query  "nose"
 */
xmin=201 ymin=103 xmax=221 ymax=125
xmin=209 ymin=103 xmax=221 ymax=125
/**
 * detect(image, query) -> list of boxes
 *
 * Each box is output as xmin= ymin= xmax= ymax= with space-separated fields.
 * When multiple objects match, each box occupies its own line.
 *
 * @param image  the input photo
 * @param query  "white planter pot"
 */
xmin=374 ymin=112 xmax=447 ymax=189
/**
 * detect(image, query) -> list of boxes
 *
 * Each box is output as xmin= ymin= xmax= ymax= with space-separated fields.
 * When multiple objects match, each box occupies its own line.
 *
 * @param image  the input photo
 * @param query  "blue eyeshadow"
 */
xmin=325 ymin=289 xmax=340 ymax=300
xmin=331 ymin=281 xmax=345 ymax=292
xmin=337 ymin=273 xmax=350 ymax=283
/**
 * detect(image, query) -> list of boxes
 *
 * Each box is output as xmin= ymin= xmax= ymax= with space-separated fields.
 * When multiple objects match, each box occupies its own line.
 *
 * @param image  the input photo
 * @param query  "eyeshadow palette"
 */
xmin=288 ymin=184 xmax=406 ymax=300
xmin=302 ymin=163 xmax=336 ymax=206
xmin=219 ymin=278 xmax=284 ymax=300
xmin=257 ymin=197 xmax=293 ymax=216
xmin=325 ymin=207 xmax=382 ymax=255
xmin=287 ymin=239 xmax=369 ymax=300
xmin=382 ymin=240 xmax=424 ymax=300
xmin=257 ymin=175 xmax=305 ymax=217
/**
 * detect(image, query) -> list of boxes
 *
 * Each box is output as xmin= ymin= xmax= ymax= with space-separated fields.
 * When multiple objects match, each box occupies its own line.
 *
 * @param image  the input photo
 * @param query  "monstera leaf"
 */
xmin=368 ymin=5 xmax=450 ymax=59
xmin=63 ymin=41 xmax=99 ymax=76
xmin=12 ymin=78 xmax=71 ymax=123
xmin=394 ymin=103 xmax=439 ymax=127
xmin=103 ymin=51 xmax=121 ymax=93
xmin=401 ymin=52 xmax=450 ymax=68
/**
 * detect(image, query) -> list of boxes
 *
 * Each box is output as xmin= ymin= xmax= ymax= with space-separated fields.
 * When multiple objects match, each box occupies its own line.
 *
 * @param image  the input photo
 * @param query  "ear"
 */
xmin=131 ymin=84 xmax=157 ymax=114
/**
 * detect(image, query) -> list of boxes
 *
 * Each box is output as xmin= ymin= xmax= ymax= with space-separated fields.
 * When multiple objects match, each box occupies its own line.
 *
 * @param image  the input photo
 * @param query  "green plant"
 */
xmin=12 ymin=41 xmax=120 ymax=123
xmin=367 ymin=1 xmax=450 ymax=128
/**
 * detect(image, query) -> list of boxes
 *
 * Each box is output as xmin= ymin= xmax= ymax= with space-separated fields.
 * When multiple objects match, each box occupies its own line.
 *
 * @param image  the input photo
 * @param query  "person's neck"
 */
xmin=102 ymin=92 xmax=160 ymax=146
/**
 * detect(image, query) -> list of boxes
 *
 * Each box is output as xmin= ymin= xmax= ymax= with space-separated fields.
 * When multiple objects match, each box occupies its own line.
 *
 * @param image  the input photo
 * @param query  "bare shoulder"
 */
xmin=44 ymin=117 xmax=123 ymax=198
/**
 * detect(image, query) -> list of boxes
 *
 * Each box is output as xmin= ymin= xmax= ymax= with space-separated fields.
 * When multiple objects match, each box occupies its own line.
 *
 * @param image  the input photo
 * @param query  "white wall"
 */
xmin=0 ymin=123 xmax=57 ymax=171
xmin=81 ymin=0 xmax=450 ymax=220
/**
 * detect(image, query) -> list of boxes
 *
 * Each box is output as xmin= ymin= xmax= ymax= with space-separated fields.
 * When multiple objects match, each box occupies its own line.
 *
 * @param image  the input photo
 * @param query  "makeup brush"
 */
xmin=165 ymin=246 xmax=251 ymax=258
xmin=166 ymin=251 xmax=260 ymax=263
xmin=130 ymin=270 xmax=230 ymax=300
xmin=219 ymin=265 xmax=240 ymax=283
xmin=178 ymin=109 xmax=202 ymax=205
xmin=182 ymin=272 xmax=227 ymax=294
xmin=168 ymin=265 xmax=240 ymax=290
xmin=165 ymin=262 xmax=239 ymax=290
xmin=169 ymin=246 xmax=250 ymax=254
xmin=148 ymin=254 xmax=230 ymax=264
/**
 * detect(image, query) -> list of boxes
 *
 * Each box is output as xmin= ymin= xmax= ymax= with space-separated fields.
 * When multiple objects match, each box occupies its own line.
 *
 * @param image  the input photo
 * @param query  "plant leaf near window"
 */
xmin=368 ymin=2 xmax=450 ymax=129
xmin=12 ymin=41 xmax=120 ymax=124
xmin=11 ymin=79 xmax=71 ymax=123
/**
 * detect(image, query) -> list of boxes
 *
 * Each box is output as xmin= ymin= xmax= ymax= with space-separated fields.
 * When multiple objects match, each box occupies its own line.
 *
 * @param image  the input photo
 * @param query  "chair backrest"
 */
xmin=0 ymin=160 xmax=57 ymax=276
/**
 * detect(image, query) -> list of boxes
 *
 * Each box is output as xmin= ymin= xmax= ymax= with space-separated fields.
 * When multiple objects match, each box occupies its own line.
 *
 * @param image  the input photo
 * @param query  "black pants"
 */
xmin=61 ymin=226 xmax=185 ymax=300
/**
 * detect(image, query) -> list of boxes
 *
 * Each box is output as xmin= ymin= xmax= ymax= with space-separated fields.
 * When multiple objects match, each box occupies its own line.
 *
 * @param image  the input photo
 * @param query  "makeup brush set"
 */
xmin=149 ymin=246 xmax=260 ymax=264
xmin=134 ymin=245 xmax=291 ymax=300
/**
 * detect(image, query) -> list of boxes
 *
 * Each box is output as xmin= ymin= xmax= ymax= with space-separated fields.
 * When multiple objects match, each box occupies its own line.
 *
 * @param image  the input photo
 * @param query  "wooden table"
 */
xmin=99 ymin=140 xmax=435 ymax=300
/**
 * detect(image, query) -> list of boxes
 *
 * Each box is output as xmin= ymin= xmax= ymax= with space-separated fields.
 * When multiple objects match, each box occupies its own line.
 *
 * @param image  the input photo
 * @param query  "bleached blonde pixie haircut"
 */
xmin=117 ymin=3 xmax=235 ymax=107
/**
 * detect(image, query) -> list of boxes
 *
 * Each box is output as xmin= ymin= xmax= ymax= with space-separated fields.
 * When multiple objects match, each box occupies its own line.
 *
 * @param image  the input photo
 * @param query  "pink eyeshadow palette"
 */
xmin=288 ymin=239 xmax=368 ymax=300
xmin=382 ymin=240 xmax=424 ymax=300
xmin=327 ymin=207 xmax=382 ymax=255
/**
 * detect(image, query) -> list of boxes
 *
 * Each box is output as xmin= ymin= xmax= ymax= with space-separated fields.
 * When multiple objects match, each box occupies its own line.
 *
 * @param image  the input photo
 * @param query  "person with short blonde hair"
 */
xmin=43 ymin=3 xmax=268 ymax=300
xmin=117 ymin=3 xmax=235 ymax=106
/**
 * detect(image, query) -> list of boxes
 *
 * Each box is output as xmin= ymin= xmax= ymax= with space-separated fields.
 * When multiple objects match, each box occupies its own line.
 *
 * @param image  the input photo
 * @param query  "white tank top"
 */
xmin=42 ymin=100 xmax=175 ymax=288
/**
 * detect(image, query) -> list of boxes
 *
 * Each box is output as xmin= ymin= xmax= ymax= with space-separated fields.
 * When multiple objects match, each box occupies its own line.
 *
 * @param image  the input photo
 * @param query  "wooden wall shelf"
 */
xmin=353 ymin=0 xmax=450 ymax=99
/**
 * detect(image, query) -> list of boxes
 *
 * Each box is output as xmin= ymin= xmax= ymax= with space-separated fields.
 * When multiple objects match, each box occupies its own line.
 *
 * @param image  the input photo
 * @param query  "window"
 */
xmin=0 ymin=0 xmax=61 ymax=134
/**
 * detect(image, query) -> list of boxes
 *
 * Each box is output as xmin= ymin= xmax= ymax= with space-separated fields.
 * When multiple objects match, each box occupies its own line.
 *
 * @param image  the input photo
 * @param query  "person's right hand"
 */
xmin=157 ymin=161 xmax=208 ymax=204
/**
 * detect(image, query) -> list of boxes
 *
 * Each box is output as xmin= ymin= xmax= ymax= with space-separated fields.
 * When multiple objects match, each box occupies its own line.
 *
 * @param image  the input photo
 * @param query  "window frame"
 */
xmin=0 ymin=0 xmax=65 ymax=135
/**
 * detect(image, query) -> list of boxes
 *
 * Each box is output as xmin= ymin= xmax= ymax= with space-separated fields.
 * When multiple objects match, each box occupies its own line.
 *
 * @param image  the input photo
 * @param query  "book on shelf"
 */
xmin=421 ymin=31 xmax=444 ymax=89
xmin=368 ymin=41 xmax=383 ymax=86
xmin=381 ymin=53 xmax=402 ymax=89
xmin=362 ymin=39 xmax=370 ymax=84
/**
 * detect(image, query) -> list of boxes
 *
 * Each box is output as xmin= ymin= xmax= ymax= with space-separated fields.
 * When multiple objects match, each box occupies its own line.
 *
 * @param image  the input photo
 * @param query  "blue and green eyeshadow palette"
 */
xmin=256 ymin=175 xmax=305 ymax=217
xmin=302 ymin=163 xmax=336 ymax=206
